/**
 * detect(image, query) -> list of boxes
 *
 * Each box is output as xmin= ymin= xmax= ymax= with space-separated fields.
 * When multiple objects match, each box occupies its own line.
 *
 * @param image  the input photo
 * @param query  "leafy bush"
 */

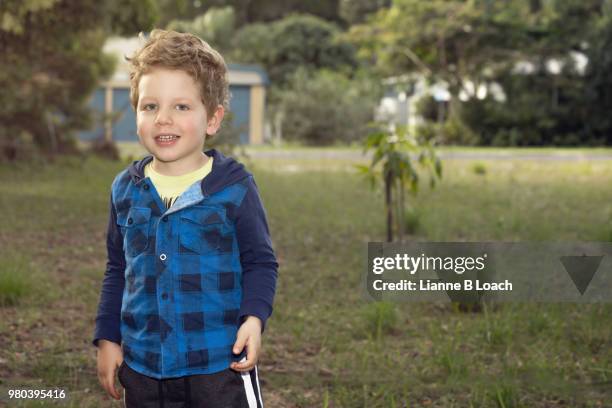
xmin=275 ymin=68 xmax=380 ymax=145
xmin=86 ymin=138 xmax=120 ymax=160
xmin=206 ymin=111 xmax=248 ymax=158
xmin=415 ymin=94 xmax=442 ymax=123
xmin=458 ymin=67 xmax=589 ymax=146
xmin=417 ymin=115 xmax=479 ymax=146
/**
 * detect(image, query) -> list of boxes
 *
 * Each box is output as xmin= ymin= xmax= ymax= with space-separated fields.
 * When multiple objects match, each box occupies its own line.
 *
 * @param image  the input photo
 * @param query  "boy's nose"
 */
xmin=155 ymin=109 xmax=173 ymax=126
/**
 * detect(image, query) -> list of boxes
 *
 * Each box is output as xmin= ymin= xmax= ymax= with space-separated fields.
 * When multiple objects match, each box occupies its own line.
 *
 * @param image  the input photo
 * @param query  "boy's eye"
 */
xmin=140 ymin=103 xmax=189 ymax=111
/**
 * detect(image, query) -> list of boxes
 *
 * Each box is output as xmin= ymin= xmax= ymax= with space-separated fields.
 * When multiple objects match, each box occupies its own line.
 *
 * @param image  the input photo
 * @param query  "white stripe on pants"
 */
xmin=239 ymin=356 xmax=264 ymax=408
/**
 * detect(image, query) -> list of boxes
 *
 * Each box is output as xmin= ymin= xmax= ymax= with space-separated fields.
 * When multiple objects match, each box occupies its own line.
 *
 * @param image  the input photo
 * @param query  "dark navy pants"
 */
xmin=118 ymin=358 xmax=264 ymax=408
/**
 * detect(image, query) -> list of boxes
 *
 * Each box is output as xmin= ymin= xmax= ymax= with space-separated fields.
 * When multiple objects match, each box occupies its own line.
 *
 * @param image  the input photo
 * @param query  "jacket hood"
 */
xmin=127 ymin=149 xmax=251 ymax=196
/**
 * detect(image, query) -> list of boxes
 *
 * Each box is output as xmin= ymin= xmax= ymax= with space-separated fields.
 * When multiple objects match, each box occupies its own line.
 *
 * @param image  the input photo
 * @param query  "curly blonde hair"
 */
xmin=126 ymin=29 xmax=229 ymax=118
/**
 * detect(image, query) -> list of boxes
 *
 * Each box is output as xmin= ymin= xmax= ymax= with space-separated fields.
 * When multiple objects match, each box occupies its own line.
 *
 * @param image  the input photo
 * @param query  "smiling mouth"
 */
xmin=156 ymin=135 xmax=180 ymax=142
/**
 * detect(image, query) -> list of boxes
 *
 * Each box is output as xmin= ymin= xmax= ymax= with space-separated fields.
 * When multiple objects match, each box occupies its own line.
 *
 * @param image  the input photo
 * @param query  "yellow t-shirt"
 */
xmin=144 ymin=157 xmax=213 ymax=209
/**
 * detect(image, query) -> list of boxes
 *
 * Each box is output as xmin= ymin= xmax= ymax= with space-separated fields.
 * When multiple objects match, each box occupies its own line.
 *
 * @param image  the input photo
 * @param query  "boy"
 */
xmin=93 ymin=29 xmax=278 ymax=408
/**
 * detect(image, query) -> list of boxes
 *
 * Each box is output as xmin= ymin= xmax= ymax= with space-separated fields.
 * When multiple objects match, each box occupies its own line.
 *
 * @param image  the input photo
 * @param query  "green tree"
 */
xmin=348 ymin=0 xmax=612 ymax=146
xmin=156 ymin=0 xmax=342 ymax=27
xmin=455 ymin=0 xmax=608 ymax=145
xmin=0 ymin=0 xmax=157 ymax=160
xmin=339 ymin=0 xmax=391 ymax=25
xmin=236 ymin=0 xmax=342 ymax=24
xmin=155 ymin=0 xmax=194 ymax=27
xmin=167 ymin=6 xmax=236 ymax=52
xmin=359 ymin=124 xmax=441 ymax=242
xmin=227 ymin=23 xmax=274 ymax=68
xmin=349 ymin=0 xmax=536 ymax=107
xmin=230 ymin=14 xmax=357 ymax=86
xmin=581 ymin=3 xmax=612 ymax=144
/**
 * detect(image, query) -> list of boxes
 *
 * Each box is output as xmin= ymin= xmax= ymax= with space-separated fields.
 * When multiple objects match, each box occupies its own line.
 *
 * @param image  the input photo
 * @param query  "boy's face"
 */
xmin=136 ymin=67 xmax=223 ymax=167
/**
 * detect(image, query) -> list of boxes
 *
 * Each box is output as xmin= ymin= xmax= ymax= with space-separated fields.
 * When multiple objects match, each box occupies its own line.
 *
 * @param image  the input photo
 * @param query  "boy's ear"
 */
xmin=206 ymin=106 xmax=225 ymax=136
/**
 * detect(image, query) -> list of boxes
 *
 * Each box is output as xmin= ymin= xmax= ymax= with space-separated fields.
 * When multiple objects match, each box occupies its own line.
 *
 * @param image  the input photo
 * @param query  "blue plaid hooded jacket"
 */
xmin=93 ymin=149 xmax=278 ymax=379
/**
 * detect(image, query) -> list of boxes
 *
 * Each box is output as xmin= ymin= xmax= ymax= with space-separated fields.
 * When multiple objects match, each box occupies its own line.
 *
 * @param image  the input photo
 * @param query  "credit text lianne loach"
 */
xmin=371 ymin=253 xmax=512 ymax=292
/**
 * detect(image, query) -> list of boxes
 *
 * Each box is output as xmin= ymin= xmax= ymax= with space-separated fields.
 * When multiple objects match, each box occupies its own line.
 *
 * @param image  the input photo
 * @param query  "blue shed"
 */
xmin=79 ymin=37 xmax=269 ymax=145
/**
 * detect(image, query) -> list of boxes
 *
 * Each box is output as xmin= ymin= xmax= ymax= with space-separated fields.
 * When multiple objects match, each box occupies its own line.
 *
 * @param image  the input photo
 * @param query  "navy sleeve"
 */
xmin=235 ymin=176 xmax=279 ymax=333
xmin=92 ymin=193 xmax=126 ymax=347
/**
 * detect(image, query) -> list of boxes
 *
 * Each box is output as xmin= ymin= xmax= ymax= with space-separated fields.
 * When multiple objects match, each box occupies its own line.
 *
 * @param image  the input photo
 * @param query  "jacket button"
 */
xmin=159 ymin=253 xmax=167 ymax=261
xmin=127 ymin=218 xmax=133 ymax=225
xmin=161 ymin=293 xmax=168 ymax=300
xmin=143 ymin=184 xmax=150 ymax=190
xmin=162 ymin=216 xmax=168 ymax=222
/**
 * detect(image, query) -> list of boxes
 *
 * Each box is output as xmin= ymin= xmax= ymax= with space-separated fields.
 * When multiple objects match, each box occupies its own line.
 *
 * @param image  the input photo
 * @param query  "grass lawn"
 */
xmin=0 ymin=150 xmax=610 ymax=407
xmin=110 ymin=141 xmax=612 ymax=158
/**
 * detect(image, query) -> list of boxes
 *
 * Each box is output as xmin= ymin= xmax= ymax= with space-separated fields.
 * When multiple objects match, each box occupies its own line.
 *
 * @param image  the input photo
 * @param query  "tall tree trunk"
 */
xmin=398 ymin=176 xmax=405 ymax=242
xmin=385 ymin=170 xmax=393 ymax=242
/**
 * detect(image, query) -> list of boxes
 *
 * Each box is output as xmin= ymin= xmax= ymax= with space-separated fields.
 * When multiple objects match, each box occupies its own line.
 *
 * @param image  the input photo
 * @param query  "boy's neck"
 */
xmin=151 ymin=152 xmax=210 ymax=176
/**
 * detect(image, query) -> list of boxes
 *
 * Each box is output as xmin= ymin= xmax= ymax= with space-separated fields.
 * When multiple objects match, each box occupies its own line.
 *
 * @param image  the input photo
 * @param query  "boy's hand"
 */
xmin=231 ymin=316 xmax=262 ymax=372
xmin=96 ymin=339 xmax=123 ymax=400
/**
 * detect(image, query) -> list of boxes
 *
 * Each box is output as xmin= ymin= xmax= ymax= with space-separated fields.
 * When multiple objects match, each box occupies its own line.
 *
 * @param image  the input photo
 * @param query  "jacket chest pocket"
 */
xmin=117 ymin=207 xmax=151 ymax=258
xmin=179 ymin=206 xmax=231 ymax=255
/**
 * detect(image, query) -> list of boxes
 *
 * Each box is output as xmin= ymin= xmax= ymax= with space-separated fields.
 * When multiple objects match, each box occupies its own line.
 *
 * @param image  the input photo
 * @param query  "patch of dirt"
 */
xmin=263 ymin=389 xmax=299 ymax=408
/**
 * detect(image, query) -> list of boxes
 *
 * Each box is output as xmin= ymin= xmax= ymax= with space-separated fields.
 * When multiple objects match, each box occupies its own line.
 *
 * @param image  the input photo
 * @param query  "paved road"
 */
xmin=247 ymin=149 xmax=612 ymax=161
